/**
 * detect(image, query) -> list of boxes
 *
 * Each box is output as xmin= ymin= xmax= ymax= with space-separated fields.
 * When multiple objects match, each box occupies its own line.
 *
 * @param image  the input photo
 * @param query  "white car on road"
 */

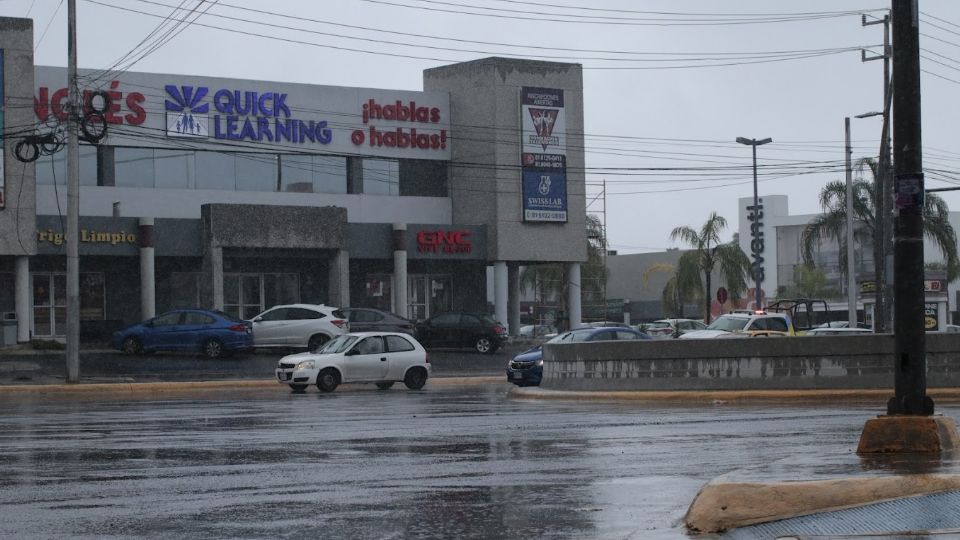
xmin=275 ymin=332 xmax=431 ymax=393
xmin=249 ymin=304 xmax=349 ymax=351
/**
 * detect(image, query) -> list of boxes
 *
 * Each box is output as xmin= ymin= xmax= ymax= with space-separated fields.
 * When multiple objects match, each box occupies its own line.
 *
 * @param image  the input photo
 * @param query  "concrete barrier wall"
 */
xmin=541 ymin=334 xmax=960 ymax=391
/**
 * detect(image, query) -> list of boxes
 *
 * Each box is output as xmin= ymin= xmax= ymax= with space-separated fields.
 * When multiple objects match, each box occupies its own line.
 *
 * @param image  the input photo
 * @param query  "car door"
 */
xmin=384 ymin=334 xmax=419 ymax=380
xmin=285 ymin=307 xmax=324 ymax=346
xmin=343 ymin=336 xmax=388 ymax=380
xmin=177 ymin=311 xmax=213 ymax=349
xmin=458 ymin=314 xmax=484 ymax=347
xmin=251 ymin=307 xmax=290 ymax=347
xmin=143 ymin=311 xmax=184 ymax=350
xmin=423 ymin=313 xmax=460 ymax=346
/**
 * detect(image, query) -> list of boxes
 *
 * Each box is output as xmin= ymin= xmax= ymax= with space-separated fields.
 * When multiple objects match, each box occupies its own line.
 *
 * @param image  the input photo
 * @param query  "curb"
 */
xmin=0 ymin=375 xmax=506 ymax=394
xmin=508 ymin=386 xmax=960 ymax=403
xmin=685 ymin=473 xmax=960 ymax=533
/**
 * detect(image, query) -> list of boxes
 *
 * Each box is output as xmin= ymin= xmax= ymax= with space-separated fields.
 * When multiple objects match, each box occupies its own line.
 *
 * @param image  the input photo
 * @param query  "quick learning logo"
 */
xmin=528 ymin=108 xmax=559 ymax=150
xmin=164 ymin=85 xmax=209 ymax=137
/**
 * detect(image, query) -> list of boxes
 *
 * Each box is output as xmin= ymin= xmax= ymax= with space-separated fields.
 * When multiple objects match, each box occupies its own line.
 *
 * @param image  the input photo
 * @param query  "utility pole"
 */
xmin=889 ymin=0 xmax=929 ymax=415
xmin=66 ymin=0 xmax=80 ymax=382
xmin=862 ymin=12 xmax=892 ymax=333
xmin=844 ymin=118 xmax=857 ymax=329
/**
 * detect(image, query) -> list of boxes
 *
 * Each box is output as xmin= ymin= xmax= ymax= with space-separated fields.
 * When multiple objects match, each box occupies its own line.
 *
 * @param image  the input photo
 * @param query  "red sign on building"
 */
xmin=416 ymin=230 xmax=472 ymax=254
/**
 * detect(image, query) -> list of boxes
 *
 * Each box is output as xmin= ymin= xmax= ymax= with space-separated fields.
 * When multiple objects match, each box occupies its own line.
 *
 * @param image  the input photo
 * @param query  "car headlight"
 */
xmin=536 ymin=359 xmax=544 ymax=366
xmin=296 ymin=360 xmax=316 ymax=370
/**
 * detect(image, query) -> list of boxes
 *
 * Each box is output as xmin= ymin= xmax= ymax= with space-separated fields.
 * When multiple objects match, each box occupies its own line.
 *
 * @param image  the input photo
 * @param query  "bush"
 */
xmin=31 ymin=339 xmax=65 ymax=350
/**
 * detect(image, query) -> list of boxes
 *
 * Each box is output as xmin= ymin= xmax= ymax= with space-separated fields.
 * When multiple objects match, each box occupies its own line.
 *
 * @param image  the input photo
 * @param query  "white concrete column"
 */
xmin=138 ymin=217 xmax=156 ymax=319
xmin=328 ymin=249 xmax=350 ymax=308
xmin=393 ymin=224 xmax=408 ymax=318
xmin=508 ymin=264 xmax=521 ymax=336
xmin=494 ymin=261 xmax=508 ymax=325
xmin=15 ymin=256 xmax=30 ymax=343
xmin=567 ymin=262 xmax=582 ymax=330
xmin=210 ymin=246 xmax=224 ymax=311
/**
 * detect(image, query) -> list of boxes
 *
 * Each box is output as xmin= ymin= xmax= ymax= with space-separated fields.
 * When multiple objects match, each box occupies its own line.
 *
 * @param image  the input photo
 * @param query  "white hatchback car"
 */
xmin=275 ymin=332 xmax=431 ymax=393
xmin=249 ymin=304 xmax=348 ymax=351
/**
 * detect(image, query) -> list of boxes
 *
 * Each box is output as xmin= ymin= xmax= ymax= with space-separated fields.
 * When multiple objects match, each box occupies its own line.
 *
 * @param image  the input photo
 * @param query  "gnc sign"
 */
xmin=417 ymin=230 xmax=472 ymax=254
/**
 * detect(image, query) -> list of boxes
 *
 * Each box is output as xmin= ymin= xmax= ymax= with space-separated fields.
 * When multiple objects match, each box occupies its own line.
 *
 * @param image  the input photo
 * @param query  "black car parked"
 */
xmin=415 ymin=312 xmax=508 ymax=354
xmin=341 ymin=307 xmax=416 ymax=336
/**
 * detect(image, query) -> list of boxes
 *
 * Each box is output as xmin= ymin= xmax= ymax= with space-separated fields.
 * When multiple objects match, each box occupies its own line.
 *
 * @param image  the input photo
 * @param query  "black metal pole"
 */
xmin=752 ymin=143 xmax=761 ymax=309
xmin=889 ymin=0 xmax=931 ymax=416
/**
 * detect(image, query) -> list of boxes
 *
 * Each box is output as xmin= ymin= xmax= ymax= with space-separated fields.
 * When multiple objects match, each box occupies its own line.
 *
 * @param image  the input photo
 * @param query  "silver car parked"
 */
xmin=249 ymin=304 xmax=349 ymax=351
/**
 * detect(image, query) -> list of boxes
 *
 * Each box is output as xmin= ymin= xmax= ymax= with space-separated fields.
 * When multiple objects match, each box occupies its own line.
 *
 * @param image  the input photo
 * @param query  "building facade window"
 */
xmin=362 ymin=159 xmax=400 ymax=195
xmin=35 ymin=145 xmax=97 ymax=186
xmin=31 ymin=272 xmax=104 ymax=337
xmin=280 ymin=154 xmax=347 ymax=194
xmin=407 ymin=275 xmax=452 ymax=320
xmin=224 ymin=272 xmax=300 ymax=320
xmin=169 ymin=272 xmax=201 ymax=308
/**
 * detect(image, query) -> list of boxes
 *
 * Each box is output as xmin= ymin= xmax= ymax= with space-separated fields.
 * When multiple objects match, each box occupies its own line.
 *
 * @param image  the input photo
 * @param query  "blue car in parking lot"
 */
xmin=506 ymin=326 xmax=651 ymax=386
xmin=112 ymin=309 xmax=253 ymax=359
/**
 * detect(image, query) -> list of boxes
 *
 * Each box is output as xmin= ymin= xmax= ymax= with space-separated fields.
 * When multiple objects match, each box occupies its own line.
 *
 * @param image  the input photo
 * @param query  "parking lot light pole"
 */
xmin=855 ymin=111 xmax=883 ymax=329
xmin=736 ymin=136 xmax=772 ymax=309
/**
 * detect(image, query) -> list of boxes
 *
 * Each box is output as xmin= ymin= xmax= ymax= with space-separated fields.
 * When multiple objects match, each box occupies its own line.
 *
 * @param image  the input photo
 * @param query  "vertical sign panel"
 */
xmin=520 ymin=86 xmax=566 ymax=222
xmin=0 ymin=49 xmax=5 ymax=209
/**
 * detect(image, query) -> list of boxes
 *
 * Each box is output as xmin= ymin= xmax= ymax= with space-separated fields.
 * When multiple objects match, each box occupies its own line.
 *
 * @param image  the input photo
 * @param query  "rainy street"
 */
xmin=0 ymin=382 xmax=947 ymax=539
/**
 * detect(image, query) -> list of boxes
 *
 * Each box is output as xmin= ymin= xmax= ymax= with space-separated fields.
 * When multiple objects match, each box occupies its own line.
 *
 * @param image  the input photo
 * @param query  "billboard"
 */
xmin=33 ymin=67 xmax=451 ymax=161
xmin=520 ymin=86 xmax=566 ymax=222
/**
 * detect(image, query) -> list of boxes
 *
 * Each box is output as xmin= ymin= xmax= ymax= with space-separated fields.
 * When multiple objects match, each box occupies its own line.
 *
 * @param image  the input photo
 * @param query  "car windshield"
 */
xmin=317 ymin=335 xmax=357 ymax=354
xmin=706 ymin=316 xmax=749 ymax=332
xmin=480 ymin=315 xmax=499 ymax=325
xmin=647 ymin=322 xmax=672 ymax=329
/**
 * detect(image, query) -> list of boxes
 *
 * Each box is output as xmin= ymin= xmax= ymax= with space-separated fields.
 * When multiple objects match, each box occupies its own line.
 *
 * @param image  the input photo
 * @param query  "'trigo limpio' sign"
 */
xmin=520 ymin=87 xmax=567 ymax=222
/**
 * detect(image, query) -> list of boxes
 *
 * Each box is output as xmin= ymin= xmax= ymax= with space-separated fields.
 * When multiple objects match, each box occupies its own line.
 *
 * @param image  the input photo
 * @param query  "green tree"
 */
xmin=801 ymin=157 xmax=959 ymax=281
xmin=519 ymin=214 xmax=608 ymax=321
xmin=669 ymin=212 xmax=752 ymax=323
xmin=779 ymin=264 xmax=840 ymax=299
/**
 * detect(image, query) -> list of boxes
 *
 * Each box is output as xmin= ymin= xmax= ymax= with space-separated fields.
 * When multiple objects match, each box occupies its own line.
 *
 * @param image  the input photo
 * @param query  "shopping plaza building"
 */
xmin=0 ymin=16 xmax=588 ymax=343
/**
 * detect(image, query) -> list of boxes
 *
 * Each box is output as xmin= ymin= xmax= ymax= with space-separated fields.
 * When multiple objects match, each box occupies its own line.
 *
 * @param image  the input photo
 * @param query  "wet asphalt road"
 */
xmin=1 ymin=383 xmax=955 ymax=539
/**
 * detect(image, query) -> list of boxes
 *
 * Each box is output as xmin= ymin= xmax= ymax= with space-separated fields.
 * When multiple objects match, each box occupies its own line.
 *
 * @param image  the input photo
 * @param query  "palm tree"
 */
xmin=642 ymin=252 xmax=702 ymax=318
xmin=801 ymin=157 xmax=959 ymax=282
xmin=670 ymin=212 xmax=752 ymax=323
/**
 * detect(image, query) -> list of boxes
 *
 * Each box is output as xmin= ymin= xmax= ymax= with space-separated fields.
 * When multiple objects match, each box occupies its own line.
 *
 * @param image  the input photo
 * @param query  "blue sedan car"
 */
xmin=507 ymin=326 xmax=651 ymax=387
xmin=112 ymin=309 xmax=253 ymax=359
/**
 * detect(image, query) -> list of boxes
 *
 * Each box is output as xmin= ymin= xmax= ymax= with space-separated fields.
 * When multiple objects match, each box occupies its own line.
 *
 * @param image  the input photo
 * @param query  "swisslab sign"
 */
xmin=33 ymin=67 xmax=451 ymax=161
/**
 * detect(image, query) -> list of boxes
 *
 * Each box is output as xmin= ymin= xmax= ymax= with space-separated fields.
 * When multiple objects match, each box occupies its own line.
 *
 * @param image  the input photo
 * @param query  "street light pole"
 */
xmin=845 ymin=118 xmax=857 ymax=329
xmin=737 ymin=136 xmax=772 ymax=310
xmin=854 ymin=110 xmax=884 ymax=330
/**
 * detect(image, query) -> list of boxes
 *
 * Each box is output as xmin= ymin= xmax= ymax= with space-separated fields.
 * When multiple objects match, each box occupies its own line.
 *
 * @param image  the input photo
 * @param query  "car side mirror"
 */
xmin=144 ymin=320 xmax=154 ymax=328
xmin=345 ymin=348 xmax=358 ymax=356
xmin=253 ymin=316 xmax=263 ymax=323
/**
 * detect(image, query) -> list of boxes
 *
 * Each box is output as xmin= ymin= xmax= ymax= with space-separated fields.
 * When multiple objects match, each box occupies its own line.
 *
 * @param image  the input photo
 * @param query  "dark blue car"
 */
xmin=506 ymin=326 xmax=651 ymax=386
xmin=112 ymin=309 xmax=253 ymax=359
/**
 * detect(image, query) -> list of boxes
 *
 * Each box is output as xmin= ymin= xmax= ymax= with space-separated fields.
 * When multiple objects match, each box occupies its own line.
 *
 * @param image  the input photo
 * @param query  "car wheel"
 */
xmin=289 ymin=384 xmax=307 ymax=393
xmin=308 ymin=334 xmax=330 ymax=352
xmin=403 ymin=367 xmax=428 ymax=390
xmin=375 ymin=382 xmax=394 ymax=390
xmin=475 ymin=337 xmax=495 ymax=354
xmin=316 ymin=368 xmax=340 ymax=393
xmin=202 ymin=338 xmax=225 ymax=359
xmin=121 ymin=336 xmax=142 ymax=356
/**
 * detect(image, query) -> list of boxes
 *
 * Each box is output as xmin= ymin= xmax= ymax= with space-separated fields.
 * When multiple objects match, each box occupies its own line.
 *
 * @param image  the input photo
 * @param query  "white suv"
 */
xmin=679 ymin=312 xmax=794 ymax=339
xmin=249 ymin=304 xmax=349 ymax=351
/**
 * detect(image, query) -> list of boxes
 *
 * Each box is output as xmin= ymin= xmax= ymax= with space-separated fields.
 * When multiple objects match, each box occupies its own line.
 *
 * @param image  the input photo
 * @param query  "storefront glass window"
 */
xmin=36 ymin=145 xmax=97 ymax=186
xmin=362 ymin=274 xmax=392 ymax=311
xmin=154 ymin=150 xmax=195 ymax=189
xmin=79 ymin=273 xmax=105 ymax=320
xmin=0 ymin=273 xmax=13 ymax=316
xmin=263 ymin=273 xmax=299 ymax=309
xmin=430 ymin=276 xmax=453 ymax=316
xmin=235 ymin=154 xmax=277 ymax=192
xmin=196 ymin=152 xmax=236 ymax=190
xmin=115 ymin=148 xmax=157 ymax=188
xmin=363 ymin=159 xmax=399 ymax=195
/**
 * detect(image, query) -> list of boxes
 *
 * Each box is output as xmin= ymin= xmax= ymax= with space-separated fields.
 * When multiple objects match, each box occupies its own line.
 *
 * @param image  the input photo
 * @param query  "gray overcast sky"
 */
xmin=6 ymin=0 xmax=960 ymax=254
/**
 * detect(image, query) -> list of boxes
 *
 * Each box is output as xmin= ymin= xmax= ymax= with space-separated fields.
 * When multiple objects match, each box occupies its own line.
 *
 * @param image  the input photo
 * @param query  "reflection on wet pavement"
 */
xmin=0 ymin=385 xmax=956 ymax=538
